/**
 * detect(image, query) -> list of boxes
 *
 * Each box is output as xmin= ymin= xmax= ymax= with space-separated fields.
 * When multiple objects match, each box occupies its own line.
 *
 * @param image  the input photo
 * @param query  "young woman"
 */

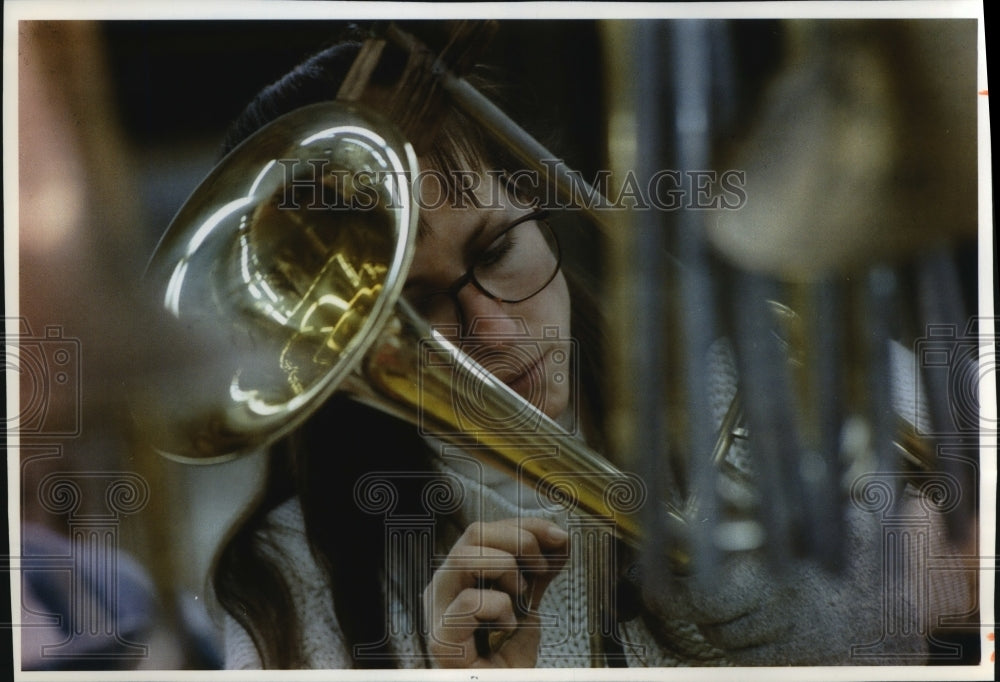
xmin=209 ymin=36 xmax=970 ymax=670
xmin=212 ymin=38 xmax=624 ymax=669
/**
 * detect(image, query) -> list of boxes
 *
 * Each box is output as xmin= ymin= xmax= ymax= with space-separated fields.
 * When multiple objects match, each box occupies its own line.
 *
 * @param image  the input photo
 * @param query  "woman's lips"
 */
xmin=502 ymin=351 xmax=546 ymax=399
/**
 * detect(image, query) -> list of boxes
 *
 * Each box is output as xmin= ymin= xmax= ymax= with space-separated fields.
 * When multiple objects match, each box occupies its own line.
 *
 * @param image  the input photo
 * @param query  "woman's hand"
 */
xmin=423 ymin=517 xmax=569 ymax=668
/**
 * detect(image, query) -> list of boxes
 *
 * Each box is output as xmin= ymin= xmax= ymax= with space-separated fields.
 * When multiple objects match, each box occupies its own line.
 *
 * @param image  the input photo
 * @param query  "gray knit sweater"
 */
xmin=221 ymin=341 xmax=974 ymax=668
xmin=221 ymin=455 xmax=972 ymax=668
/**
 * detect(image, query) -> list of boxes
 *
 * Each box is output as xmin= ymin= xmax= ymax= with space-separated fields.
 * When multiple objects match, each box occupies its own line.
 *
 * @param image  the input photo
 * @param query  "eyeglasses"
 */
xmin=406 ymin=209 xmax=561 ymax=327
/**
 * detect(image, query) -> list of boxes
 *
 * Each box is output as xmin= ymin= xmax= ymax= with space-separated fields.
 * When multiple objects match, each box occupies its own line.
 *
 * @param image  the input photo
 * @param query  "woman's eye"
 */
xmin=477 ymin=231 xmax=518 ymax=269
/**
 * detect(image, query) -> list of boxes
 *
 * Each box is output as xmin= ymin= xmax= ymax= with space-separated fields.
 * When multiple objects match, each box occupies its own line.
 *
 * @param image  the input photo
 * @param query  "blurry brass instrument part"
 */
xmin=706 ymin=21 xmax=977 ymax=279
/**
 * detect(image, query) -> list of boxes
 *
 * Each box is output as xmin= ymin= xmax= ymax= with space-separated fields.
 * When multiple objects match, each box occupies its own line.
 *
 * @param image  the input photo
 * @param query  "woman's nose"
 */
xmin=454 ymin=285 xmax=524 ymax=338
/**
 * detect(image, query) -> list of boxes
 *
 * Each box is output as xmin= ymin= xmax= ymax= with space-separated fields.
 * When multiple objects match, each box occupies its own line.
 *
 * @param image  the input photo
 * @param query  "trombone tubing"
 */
xmin=441 ymin=75 xmax=613 ymax=234
xmin=383 ymin=24 xmax=612 ymax=232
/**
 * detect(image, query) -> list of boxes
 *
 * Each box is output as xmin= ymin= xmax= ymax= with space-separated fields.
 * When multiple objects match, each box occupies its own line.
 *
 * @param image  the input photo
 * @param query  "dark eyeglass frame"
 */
xmin=426 ymin=208 xmax=561 ymax=307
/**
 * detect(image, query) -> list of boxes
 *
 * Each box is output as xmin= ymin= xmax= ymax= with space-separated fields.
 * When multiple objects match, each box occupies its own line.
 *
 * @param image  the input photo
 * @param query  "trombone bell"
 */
xmin=133 ymin=102 xmax=419 ymax=462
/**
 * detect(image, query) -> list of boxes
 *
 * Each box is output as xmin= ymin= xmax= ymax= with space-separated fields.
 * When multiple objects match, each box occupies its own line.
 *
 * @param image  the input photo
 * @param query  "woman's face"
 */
xmin=403 ymin=173 xmax=572 ymax=422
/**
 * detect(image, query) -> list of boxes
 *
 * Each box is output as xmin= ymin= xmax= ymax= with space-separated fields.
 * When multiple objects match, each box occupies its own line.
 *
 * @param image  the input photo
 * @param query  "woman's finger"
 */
xmin=424 ymin=517 xmax=570 ymax=667
xmin=430 ymin=545 xmax=526 ymax=608
xmin=427 ymin=588 xmax=518 ymax=666
xmin=455 ymin=518 xmax=569 ymax=574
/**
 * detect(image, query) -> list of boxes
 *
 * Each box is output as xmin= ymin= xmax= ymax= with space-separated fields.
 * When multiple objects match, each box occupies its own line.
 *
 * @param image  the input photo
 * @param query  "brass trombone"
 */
xmin=131 ymin=24 xmax=697 ymax=569
xmin=132 ymin=21 xmax=954 ymax=579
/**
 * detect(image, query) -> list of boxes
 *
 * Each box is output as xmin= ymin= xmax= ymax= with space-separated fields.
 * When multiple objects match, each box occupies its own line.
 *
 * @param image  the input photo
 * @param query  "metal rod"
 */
xmin=671 ymin=19 xmax=722 ymax=585
xmin=631 ymin=21 xmax=686 ymax=572
xmin=806 ymin=277 xmax=845 ymax=570
xmin=439 ymin=74 xmax=614 ymax=233
xmin=916 ymin=249 xmax=977 ymax=546
xmin=865 ymin=265 xmax=900 ymax=482
xmin=732 ymin=272 xmax=806 ymax=568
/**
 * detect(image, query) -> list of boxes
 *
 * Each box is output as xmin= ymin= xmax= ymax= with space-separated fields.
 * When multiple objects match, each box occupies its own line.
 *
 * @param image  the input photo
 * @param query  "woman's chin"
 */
xmin=502 ymin=371 xmax=568 ymax=422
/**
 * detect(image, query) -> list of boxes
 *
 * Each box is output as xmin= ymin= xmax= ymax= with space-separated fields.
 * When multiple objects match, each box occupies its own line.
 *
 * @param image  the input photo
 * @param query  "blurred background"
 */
xmin=11 ymin=17 xmax=983 ymax=671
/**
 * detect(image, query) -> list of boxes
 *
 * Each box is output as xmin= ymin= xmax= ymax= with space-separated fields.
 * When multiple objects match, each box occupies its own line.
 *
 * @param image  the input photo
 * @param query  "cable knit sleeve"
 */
xmin=631 ymin=338 xmax=976 ymax=665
